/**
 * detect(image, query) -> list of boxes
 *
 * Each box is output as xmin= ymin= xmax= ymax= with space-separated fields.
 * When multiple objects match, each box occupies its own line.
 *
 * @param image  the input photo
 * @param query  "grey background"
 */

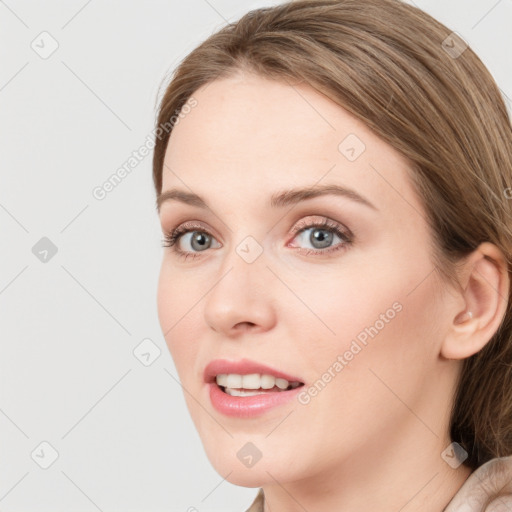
xmin=0 ymin=1 xmax=510 ymax=511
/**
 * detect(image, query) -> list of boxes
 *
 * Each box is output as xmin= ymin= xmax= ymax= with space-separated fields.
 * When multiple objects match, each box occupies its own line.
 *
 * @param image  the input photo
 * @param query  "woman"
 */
xmin=152 ymin=0 xmax=512 ymax=510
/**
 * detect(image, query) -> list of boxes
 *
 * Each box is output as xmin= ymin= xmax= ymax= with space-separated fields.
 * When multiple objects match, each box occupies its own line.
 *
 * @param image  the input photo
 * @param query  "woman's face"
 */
xmin=157 ymin=71 xmax=460 ymax=487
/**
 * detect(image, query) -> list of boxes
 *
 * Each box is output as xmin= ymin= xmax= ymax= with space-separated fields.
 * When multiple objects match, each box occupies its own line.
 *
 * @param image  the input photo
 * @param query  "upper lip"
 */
xmin=204 ymin=358 xmax=304 ymax=384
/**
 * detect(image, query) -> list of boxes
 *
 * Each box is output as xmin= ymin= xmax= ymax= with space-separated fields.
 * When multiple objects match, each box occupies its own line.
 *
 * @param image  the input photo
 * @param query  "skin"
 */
xmin=156 ymin=70 xmax=509 ymax=511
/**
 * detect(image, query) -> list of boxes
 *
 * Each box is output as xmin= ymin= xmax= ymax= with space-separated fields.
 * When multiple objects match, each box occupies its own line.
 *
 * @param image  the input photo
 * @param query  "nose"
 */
xmin=203 ymin=243 xmax=277 ymax=336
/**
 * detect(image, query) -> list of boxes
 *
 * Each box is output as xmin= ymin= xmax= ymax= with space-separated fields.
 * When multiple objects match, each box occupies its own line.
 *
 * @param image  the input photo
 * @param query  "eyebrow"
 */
xmin=156 ymin=184 xmax=378 ymax=212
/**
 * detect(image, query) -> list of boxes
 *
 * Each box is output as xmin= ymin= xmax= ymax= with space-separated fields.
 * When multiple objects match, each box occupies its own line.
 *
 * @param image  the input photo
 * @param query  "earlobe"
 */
xmin=440 ymin=242 xmax=510 ymax=361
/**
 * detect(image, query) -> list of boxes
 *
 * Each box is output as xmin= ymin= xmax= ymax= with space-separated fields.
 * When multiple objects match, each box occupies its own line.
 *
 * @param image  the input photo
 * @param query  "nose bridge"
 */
xmin=218 ymin=230 xmax=269 ymax=291
xmin=203 ymin=233 xmax=276 ymax=333
xmin=211 ymin=233 xmax=267 ymax=304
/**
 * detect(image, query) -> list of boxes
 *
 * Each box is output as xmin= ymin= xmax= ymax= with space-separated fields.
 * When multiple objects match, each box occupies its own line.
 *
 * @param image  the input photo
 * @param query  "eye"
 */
xmin=288 ymin=216 xmax=353 ymax=256
xmin=161 ymin=221 xmax=221 ymax=260
xmin=161 ymin=216 xmax=353 ymax=260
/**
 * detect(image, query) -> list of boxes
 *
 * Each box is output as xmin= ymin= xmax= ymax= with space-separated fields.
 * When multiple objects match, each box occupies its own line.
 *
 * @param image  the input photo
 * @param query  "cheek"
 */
xmin=285 ymin=257 xmax=402 ymax=346
xmin=291 ymin=246 xmax=439 ymax=388
xmin=157 ymin=263 xmax=201 ymax=376
xmin=156 ymin=263 xmax=176 ymax=340
xmin=290 ymin=269 xmax=440 ymax=455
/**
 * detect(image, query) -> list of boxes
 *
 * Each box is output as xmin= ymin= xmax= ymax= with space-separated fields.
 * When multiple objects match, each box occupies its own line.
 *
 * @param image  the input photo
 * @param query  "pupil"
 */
xmin=312 ymin=228 xmax=332 ymax=248
xmin=191 ymin=231 xmax=210 ymax=251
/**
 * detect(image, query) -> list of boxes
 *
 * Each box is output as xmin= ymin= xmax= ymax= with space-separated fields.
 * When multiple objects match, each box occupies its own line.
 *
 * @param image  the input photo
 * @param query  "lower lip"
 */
xmin=207 ymin=382 xmax=303 ymax=418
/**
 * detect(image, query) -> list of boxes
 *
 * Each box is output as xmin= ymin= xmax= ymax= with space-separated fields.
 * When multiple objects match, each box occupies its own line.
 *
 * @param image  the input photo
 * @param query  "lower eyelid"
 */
xmin=289 ymin=234 xmax=351 ymax=256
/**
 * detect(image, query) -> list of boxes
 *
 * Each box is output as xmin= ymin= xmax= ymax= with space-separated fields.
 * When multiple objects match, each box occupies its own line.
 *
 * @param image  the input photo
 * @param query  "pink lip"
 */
xmin=203 ymin=358 xmax=304 ymax=384
xmin=207 ymin=381 xmax=303 ymax=418
xmin=203 ymin=358 xmax=305 ymax=418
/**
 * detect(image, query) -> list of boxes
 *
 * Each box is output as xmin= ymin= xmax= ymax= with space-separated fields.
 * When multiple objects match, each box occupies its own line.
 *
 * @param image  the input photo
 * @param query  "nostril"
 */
xmin=235 ymin=321 xmax=257 ymax=330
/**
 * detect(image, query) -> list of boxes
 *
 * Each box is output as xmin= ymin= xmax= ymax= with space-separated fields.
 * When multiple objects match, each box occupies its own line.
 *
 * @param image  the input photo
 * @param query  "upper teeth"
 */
xmin=215 ymin=373 xmax=300 ymax=390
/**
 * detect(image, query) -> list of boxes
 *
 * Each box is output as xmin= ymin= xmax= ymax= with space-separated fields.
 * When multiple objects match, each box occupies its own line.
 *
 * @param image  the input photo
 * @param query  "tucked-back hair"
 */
xmin=152 ymin=0 xmax=512 ymax=470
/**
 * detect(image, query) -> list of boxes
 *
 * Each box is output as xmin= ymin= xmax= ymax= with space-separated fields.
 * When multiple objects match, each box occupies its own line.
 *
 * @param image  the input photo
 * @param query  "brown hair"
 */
xmin=152 ymin=0 xmax=512 ymax=470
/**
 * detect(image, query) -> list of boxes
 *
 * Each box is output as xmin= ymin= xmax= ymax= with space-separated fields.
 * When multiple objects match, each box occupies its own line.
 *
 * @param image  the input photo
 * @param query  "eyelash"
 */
xmin=161 ymin=217 xmax=353 ymax=261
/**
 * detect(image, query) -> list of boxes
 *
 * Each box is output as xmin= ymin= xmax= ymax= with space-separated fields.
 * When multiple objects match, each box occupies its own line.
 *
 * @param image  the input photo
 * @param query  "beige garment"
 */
xmin=243 ymin=456 xmax=512 ymax=512
xmin=244 ymin=488 xmax=264 ymax=512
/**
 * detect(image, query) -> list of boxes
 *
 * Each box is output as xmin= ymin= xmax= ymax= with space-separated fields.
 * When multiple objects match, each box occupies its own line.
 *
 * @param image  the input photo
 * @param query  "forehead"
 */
xmin=161 ymin=72 xmax=422 ymax=218
xmin=166 ymin=72 xmax=367 ymax=163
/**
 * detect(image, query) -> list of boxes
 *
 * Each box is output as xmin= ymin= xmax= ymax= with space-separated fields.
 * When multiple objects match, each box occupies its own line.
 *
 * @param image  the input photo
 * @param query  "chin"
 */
xmin=224 ymin=471 xmax=267 ymax=488
xmin=201 ymin=438 xmax=302 ymax=487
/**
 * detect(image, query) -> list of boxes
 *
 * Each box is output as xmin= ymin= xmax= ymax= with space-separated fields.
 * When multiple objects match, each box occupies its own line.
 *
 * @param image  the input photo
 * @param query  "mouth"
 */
xmin=203 ymin=358 xmax=305 ymax=396
xmin=204 ymin=359 xmax=306 ymax=417
xmin=214 ymin=373 xmax=304 ymax=396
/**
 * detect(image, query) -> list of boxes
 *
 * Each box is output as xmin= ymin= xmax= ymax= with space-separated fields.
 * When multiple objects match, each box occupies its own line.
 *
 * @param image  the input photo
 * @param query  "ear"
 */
xmin=441 ymin=242 xmax=510 ymax=360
